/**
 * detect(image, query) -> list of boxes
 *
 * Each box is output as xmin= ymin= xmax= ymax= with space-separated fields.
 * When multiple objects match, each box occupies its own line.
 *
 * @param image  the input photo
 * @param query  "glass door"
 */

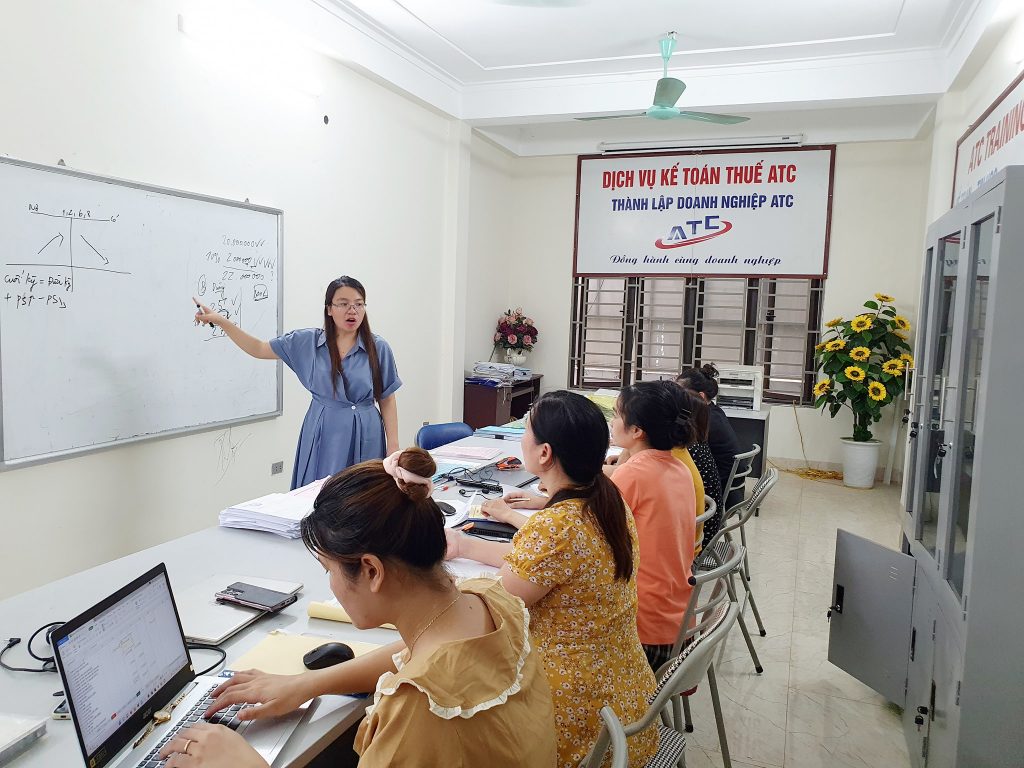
xmin=912 ymin=229 xmax=962 ymax=563
xmin=943 ymin=210 xmax=995 ymax=599
xmin=903 ymin=249 xmax=932 ymax=530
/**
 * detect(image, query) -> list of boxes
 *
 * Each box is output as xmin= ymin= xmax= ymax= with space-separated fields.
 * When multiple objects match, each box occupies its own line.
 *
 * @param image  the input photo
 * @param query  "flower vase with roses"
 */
xmin=494 ymin=308 xmax=538 ymax=365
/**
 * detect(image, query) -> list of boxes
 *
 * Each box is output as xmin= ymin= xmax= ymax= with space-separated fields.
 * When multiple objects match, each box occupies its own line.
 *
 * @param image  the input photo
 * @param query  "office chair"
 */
xmin=414 ymin=422 xmax=474 ymax=451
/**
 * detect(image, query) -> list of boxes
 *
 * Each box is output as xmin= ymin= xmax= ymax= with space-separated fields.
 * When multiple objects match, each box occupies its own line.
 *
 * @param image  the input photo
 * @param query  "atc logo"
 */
xmin=655 ymin=216 xmax=733 ymax=249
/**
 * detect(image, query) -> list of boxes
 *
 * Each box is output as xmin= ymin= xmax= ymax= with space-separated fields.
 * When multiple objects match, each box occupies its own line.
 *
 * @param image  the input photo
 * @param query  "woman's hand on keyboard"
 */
xmin=160 ymin=722 xmax=267 ymax=767
xmin=204 ymin=670 xmax=312 ymax=722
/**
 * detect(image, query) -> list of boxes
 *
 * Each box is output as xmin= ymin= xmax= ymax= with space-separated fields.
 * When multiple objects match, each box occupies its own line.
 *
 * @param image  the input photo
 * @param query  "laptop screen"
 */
xmin=53 ymin=564 xmax=194 ymax=768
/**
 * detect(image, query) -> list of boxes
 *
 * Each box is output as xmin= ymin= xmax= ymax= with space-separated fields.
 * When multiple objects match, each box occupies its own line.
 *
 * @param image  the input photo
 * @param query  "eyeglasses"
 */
xmin=329 ymin=302 xmax=366 ymax=312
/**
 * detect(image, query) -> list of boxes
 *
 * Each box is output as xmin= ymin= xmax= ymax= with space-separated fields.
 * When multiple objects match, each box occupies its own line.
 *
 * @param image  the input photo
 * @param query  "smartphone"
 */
xmin=214 ymin=582 xmax=298 ymax=613
xmin=52 ymin=699 xmax=70 ymax=720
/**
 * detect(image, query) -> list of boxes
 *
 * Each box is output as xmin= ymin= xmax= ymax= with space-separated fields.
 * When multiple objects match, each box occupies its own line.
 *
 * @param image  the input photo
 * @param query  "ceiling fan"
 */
xmin=577 ymin=33 xmax=749 ymax=125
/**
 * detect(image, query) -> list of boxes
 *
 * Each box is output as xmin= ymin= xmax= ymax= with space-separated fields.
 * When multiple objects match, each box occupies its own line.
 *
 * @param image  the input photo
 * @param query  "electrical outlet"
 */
xmin=271 ymin=461 xmax=284 ymax=475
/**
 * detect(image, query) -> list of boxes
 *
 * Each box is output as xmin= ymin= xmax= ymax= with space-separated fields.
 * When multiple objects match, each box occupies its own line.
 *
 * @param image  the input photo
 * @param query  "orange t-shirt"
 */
xmin=611 ymin=450 xmax=697 ymax=646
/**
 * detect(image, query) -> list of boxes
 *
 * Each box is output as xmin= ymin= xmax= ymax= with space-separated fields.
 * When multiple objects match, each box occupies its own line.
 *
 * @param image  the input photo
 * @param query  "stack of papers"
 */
xmin=431 ymin=444 xmax=503 ymax=462
xmin=219 ymin=492 xmax=312 ymax=538
xmin=467 ymin=362 xmax=532 ymax=385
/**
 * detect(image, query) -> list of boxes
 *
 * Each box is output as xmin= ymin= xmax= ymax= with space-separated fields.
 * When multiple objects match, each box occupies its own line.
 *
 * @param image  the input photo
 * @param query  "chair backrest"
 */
xmin=582 ymin=707 xmax=629 ymax=768
xmin=414 ymin=422 xmax=474 ymax=450
xmin=723 ymin=443 xmax=761 ymax=502
xmin=695 ymin=495 xmax=717 ymax=525
xmin=674 ymin=539 xmax=745 ymax=654
xmin=651 ymin=601 xmax=739 ymax=708
xmin=704 ymin=467 xmax=779 ymax=552
xmin=583 ymin=601 xmax=739 ymax=766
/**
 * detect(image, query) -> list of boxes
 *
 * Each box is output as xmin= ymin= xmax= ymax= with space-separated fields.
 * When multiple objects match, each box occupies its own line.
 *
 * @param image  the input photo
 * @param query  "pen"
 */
xmin=194 ymin=300 xmax=215 ymax=329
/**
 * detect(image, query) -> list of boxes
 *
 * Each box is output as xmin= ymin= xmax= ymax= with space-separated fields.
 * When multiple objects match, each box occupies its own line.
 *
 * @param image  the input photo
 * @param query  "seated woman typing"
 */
xmin=159 ymin=448 xmax=557 ymax=768
xmin=602 ymin=381 xmax=697 ymax=672
xmin=446 ymin=391 xmax=658 ymax=768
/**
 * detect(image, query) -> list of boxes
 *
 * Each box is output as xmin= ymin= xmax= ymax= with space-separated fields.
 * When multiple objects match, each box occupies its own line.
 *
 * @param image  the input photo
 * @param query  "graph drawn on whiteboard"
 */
xmin=0 ymin=156 xmax=283 ymax=467
xmin=3 ymin=205 xmax=129 ymax=310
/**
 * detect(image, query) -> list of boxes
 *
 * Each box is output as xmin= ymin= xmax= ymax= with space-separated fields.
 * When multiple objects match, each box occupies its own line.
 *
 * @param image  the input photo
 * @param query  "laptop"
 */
xmin=51 ymin=564 xmax=310 ymax=768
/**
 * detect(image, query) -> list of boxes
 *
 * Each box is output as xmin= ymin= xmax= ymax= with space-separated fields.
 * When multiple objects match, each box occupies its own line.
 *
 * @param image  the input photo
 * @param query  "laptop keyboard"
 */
xmin=138 ymin=685 xmax=250 ymax=767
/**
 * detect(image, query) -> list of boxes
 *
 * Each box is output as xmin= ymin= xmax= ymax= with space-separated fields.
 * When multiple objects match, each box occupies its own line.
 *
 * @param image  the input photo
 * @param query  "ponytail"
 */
xmin=531 ymin=391 xmax=634 ymax=581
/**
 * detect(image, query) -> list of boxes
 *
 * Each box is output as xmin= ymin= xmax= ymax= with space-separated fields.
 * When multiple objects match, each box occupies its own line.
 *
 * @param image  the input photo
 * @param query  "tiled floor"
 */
xmin=682 ymin=470 xmax=912 ymax=768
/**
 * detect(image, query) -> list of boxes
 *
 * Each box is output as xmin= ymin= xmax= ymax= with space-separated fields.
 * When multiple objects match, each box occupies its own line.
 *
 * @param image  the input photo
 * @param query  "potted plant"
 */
xmin=494 ymin=308 xmax=538 ymax=366
xmin=813 ymin=293 xmax=914 ymax=488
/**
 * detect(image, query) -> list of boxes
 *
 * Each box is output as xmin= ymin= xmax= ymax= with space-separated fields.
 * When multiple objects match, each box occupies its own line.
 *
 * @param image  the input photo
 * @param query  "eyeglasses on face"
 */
xmin=329 ymin=301 xmax=367 ymax=311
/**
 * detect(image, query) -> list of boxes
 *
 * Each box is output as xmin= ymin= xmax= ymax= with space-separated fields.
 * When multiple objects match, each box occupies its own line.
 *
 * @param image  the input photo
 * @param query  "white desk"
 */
xmin=0 ymin=435 xmax=515 ymax=768
xmin=0 ymin=526 xmax=397 ymax=768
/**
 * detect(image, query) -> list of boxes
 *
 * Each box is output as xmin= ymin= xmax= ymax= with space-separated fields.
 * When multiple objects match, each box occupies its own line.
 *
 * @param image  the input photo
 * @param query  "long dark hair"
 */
xmin=529 ymin=391 xmax=633 ymax=580
xmin=300 ymin=448 xmax=447 ymax=585
xmin=323 ymin=276 xmax=383 ymax=400
xmin=676 ymin=362 xmax=720 ymax=400
xmin=617 ymin=380 xmax=694 ymax=450
xmin=677 ymin=387 xmax=709 ymax=443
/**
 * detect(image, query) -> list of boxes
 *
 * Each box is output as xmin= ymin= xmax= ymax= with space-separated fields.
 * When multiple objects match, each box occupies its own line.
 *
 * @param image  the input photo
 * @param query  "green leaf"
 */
xmin=829 ymin=403 xmax=841 ymax=418
xmin=881 ymin=307 xmax=896 ymax=316
xmin=864 ymin=300 xmax=879 ymax=310
xmin=814 ymin=394 xmax=828 ymax=408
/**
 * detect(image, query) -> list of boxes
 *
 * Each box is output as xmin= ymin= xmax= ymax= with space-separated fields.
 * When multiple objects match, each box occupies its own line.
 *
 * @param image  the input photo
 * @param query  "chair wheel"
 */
xmin=685 ymin=725 xmax=694 ymax=733
xmin=759 ymin=630 xmax=767 ymax=637
xmin=755 ymin=665 xmax=764 ymax=674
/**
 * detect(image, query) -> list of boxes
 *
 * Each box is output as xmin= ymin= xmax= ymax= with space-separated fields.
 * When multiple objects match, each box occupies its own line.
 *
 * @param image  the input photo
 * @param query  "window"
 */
xmin=568 ymin=276 xmax=825 ymax=404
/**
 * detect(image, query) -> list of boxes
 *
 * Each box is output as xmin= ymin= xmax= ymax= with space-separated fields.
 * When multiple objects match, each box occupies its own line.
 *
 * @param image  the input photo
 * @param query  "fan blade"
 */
xmin=653 ymin=77 xmax=686 ymax=108
xmin=574 ymin=113 xmax=648 ymax=121
xmin=674 ymin=110 xmax=749 ymax=125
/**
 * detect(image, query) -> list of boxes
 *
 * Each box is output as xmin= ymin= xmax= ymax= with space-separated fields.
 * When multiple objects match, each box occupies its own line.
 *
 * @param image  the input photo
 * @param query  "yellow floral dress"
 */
xmin=505 ymin=498 xmax=658 ymax=768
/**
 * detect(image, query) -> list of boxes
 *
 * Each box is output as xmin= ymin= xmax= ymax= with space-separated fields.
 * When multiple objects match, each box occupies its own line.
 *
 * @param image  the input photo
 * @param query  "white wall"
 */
xmin=464 ymin=135 xmax=518 ymax=371
xmin=0 ymin=0 xmax=457 ymax=598
xmin=926 ymin=8 xmax=1024 ymax=219
xmin=495 ymin=142 xmax=932 ymax=472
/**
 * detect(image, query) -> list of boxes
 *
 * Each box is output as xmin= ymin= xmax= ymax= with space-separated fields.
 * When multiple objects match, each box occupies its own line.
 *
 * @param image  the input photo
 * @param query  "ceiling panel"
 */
xmin=390 ymin=0 xmax=907 ymax=68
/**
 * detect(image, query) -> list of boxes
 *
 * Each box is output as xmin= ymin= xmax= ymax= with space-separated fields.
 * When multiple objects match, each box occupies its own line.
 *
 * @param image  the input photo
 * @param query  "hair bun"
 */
xmin=700 ymin=362 xmax=720 ymax=379
xmin=395 ymin=447 xmax=436 ymax=503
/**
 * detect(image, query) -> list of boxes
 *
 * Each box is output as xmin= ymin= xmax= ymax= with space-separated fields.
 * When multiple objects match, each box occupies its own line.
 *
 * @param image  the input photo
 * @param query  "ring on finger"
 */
xmin=183 ymin=739 xmax=193 ymax=755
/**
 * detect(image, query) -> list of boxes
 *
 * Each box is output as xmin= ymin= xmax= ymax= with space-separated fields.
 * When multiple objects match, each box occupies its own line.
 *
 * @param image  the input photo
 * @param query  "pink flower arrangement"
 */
xmin=495 ymin=307 xmax=539 ymax=351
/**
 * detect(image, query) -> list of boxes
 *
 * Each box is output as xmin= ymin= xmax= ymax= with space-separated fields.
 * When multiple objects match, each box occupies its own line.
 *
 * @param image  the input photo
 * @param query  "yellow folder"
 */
xmin=231 ymin=630 xmax=381 ymax=676
xmin=307 ymin=598 xmax=397 ymax=630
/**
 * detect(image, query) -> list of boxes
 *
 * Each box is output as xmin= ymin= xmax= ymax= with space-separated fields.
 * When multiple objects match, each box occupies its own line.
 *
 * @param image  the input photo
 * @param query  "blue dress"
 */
xmin=270 ymin=329 xmax=402 ymax=489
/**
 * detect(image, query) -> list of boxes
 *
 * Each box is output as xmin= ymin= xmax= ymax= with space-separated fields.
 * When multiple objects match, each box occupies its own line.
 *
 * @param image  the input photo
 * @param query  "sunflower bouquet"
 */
xmin=813 ymin=293 xmax=914 ymax=442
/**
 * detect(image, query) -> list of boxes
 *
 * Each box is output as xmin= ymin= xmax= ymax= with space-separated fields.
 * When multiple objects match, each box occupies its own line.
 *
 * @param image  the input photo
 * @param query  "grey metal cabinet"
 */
xmin=827 ymin=167 xmax=1024 ymax=768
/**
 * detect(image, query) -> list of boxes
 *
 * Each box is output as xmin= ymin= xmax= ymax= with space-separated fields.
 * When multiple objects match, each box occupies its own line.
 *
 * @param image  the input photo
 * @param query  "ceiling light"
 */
xmin=599 ymin=135 xmax=805 ymax=154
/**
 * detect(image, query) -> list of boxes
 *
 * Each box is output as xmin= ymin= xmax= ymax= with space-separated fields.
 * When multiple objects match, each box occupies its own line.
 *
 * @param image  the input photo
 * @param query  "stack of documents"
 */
xmin=466 ymin=362 xmax=532 ymax=385
xmin=219 ymin=493 xmax=312 ymax=538
xmin=431 ymin=444 xmax=503 ymax=462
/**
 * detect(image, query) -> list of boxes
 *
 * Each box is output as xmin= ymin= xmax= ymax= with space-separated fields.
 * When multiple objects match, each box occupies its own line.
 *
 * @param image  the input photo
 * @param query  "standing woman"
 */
xmin=194 ymin=276 xmax=401 ymax=488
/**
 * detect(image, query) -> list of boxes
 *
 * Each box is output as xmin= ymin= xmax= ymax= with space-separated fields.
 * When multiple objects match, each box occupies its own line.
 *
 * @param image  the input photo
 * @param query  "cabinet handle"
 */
xmin=933 ymin=442 xmax=952 ymax=478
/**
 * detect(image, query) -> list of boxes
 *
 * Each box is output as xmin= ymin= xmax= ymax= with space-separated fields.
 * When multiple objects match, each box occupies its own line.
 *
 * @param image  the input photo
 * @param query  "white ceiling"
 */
xmin=251 ymin=0 xmax=1005 ymax=155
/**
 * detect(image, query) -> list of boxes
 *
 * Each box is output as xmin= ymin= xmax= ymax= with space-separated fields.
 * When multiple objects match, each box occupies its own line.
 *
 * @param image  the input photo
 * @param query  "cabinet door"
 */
xmin=910 ymin=228 xmax=962 ymax=565
xmin=828 ymin=531 xmax=915 ymax=705
xmin=942 ymin=209 xmax=995 ymax=601
xmin=904 ymin=572 xmax=937 ymax=768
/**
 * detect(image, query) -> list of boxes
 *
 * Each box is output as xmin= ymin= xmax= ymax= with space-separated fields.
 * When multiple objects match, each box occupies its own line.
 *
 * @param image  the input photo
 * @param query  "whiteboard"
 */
xmin=0 ymin=157 xmax=283 ymax=467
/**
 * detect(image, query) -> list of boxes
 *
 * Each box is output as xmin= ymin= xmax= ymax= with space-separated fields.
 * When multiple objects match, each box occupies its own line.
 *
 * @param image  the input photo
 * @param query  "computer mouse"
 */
xmin=303 ymin=642 xmax=355 ymax=670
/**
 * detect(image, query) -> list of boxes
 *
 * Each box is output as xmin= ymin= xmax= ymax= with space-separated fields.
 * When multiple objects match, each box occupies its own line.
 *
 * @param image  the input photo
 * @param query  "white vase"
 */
xmin=508 ymin=349 xmax=528 ymax=366
xmin=840 ymin=438 xmax=881 ymax=488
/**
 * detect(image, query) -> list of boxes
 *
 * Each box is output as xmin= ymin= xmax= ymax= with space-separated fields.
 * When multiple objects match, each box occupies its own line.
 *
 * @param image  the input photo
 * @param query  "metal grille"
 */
xmin=568 ymin=276 xmax=825 ymax=404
